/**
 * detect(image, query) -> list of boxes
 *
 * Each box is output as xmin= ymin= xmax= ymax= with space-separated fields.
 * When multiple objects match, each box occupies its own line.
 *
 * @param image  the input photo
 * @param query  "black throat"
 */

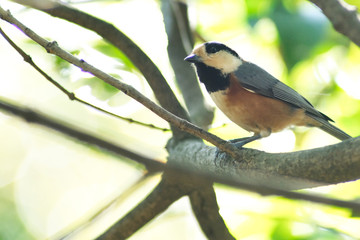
xmin=194 ymin=62 xmax=230 ymax=93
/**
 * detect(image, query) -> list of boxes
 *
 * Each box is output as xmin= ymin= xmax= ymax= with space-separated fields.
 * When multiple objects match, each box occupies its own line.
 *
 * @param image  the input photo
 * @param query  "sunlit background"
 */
xmin=0 ymin=0 xmax=360 ymax=239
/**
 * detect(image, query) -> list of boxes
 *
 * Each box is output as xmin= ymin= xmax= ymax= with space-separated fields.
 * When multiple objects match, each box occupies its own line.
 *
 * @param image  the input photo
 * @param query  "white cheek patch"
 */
xmin=204 ymin=51 xmax=242 ymax=74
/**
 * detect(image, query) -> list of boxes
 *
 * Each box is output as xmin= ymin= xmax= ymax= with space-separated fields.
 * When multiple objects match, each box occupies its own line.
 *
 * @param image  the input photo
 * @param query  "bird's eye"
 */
xmin=205 ymin=42 xmax=240 ymax=58
xmin=207 ymin=45 xmax=219 ymax=54
xmin=205 ymin=43 xmax=222 ymax=54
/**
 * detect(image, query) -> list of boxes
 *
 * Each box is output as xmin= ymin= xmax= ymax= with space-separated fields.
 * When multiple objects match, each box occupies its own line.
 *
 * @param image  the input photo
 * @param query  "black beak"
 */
xmin=184 ymin=54 xmax=201 ymax=63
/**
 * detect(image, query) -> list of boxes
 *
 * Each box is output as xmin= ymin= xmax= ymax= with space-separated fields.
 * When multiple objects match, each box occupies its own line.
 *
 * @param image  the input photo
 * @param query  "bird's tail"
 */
xmin=319 ymin=123 xmax=351 ymax=140
xmin=314 ymin=117 xmax=351 ymax=140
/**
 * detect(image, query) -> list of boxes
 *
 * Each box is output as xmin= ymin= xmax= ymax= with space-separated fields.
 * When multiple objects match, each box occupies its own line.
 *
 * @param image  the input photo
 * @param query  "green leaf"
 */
xmin=52 ymin=49 xmax=80 ymax=78
xmin=93 ymin=41 xmax=137 ymax=72
xmin=77 ymin=76 xmax=120 ymax=101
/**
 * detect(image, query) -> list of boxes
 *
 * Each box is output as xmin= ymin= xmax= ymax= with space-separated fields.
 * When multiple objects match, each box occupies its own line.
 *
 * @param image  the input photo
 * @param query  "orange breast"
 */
xmin=210 ymin=74 xmax=309 ymax=136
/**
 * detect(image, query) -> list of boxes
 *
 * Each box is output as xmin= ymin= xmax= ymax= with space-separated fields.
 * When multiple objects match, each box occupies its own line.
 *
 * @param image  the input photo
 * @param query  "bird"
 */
xmin=184 ymin=41 xmax=351 ymax=148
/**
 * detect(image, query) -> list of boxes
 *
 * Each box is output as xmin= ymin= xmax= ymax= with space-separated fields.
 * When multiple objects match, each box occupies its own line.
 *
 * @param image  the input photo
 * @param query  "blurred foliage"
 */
xmin=93 ymin=41 xmax=137 ymax=73
xmin=271 ymin=221 xmax=353 ymax=240
xmin=245 ymin=0 xmax=347 ymax=70
xmin=53 ymin=49 xmax=81 ymax=75
xmin=74 ymin=76 xmax=120 ymax=101
xmin=344 ymin=0 xmax=360 ymax=9
xmin=0 ymin=185 xmax=34 ymax=240
xmin=1 ymin=0 xmax=360 ymax=239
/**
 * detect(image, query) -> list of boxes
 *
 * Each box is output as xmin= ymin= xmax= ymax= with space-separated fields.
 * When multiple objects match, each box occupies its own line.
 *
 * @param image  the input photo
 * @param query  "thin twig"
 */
xmin=0 ymin=26 xmax=170 ymax=132
xmin=0 ymin=6 xmax=241 ymax=158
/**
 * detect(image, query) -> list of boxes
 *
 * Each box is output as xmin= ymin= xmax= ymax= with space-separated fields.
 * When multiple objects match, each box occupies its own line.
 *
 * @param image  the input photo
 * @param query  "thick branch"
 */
xmin=309 ymin=0 xmax=360 ymax=47
xmin=101 ymin=137 xmax=360 ymax=239
xmin=168 ymin=138 xmax=360 ymax=189
xmin=2 ymin=97 xmax=360 ymax=206
xmin=2 ymin=97 xmax=360 ymax=239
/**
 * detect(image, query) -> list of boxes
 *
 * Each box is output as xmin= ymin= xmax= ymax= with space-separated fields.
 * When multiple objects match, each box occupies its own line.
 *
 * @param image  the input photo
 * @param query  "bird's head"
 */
xmin=184 ymin=42 xmax=242 ymax=74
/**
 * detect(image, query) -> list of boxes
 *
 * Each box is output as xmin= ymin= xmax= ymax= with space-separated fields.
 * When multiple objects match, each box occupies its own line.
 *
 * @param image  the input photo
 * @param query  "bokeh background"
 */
xmin=0 ymin=0 xmax=360 ymax=239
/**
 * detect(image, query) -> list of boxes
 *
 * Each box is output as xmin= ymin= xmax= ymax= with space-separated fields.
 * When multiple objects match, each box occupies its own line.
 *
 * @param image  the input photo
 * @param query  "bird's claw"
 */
xmin=214 ymin=141 xmax=245 ymax=159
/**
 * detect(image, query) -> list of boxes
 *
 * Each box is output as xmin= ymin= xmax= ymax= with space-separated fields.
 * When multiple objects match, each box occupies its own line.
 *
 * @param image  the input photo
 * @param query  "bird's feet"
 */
xmin=214 ymin=137 xmax=247 ymax=159
xmin=214 ymin=135 xmax=262 ymax=159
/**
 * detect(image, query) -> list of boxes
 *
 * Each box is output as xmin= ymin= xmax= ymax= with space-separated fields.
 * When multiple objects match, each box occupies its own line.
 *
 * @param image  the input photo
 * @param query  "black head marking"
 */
xmin=194 ymin=62 xmax=230 ymax=93
xmin=204 ymin=42 xmax=239 ymax=58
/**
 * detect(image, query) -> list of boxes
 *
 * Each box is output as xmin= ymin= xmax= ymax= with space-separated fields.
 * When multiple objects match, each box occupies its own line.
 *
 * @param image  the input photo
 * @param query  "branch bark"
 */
xmin=309 ymin=0 xmax=360 ymax=47
xmin=168 ymin=138 xmax=360 ymax=188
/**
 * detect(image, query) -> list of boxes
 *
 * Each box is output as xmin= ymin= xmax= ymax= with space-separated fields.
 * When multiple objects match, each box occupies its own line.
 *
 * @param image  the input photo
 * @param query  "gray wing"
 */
xmin=234 ymin=61 xmax=333 ymax=122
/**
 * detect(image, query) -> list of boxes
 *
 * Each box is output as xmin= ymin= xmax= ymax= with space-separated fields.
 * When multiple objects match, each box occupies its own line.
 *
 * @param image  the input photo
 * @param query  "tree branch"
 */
xmin=309 ymin=0 xmax=360 ymax=47
xmin=1 ymin=4 xmax=233 ymax=238
xmin=54 ymin=1 xmax=192 ymax=138
xmin=12 ymin=0 xmax=190 ymax=138
xmin=3 ymin=2 xmax=360 ymax=239
xmin=0 ymin=97 xmax=163 ymax=172
xmin=160 ymin=3 xmax=232 ymax=238
xmin=0 ymin=26 xmax=170 ymax=132
xmin=92 ymin=136 xmax=360 ymax=239
xmin=189 ymin=185 xmax=236 ymax=240
xmin=96 ymin=179 xmax=185 ymax=240
xmin=168 ymin=138 xmax=360 ymax=189
xmin=2 ymin=97 xmax=360 ymax=239
xmin=161 ymin=0 xmax=214 ymax=129
xmin=0 ymin=6 xmax=240 ymax=237
xmin=2 ymin=97 xmax=360 ymax=206
xmin=0 ymin=6 xmax=242 ymax=158
xmin=96 ymin=170 xmax=218 ymax=240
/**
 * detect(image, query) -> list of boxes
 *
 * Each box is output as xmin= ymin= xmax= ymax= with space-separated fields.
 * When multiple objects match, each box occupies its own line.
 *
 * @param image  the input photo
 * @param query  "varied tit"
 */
xmin=184 ymin=41 xmax=351 ymax=148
